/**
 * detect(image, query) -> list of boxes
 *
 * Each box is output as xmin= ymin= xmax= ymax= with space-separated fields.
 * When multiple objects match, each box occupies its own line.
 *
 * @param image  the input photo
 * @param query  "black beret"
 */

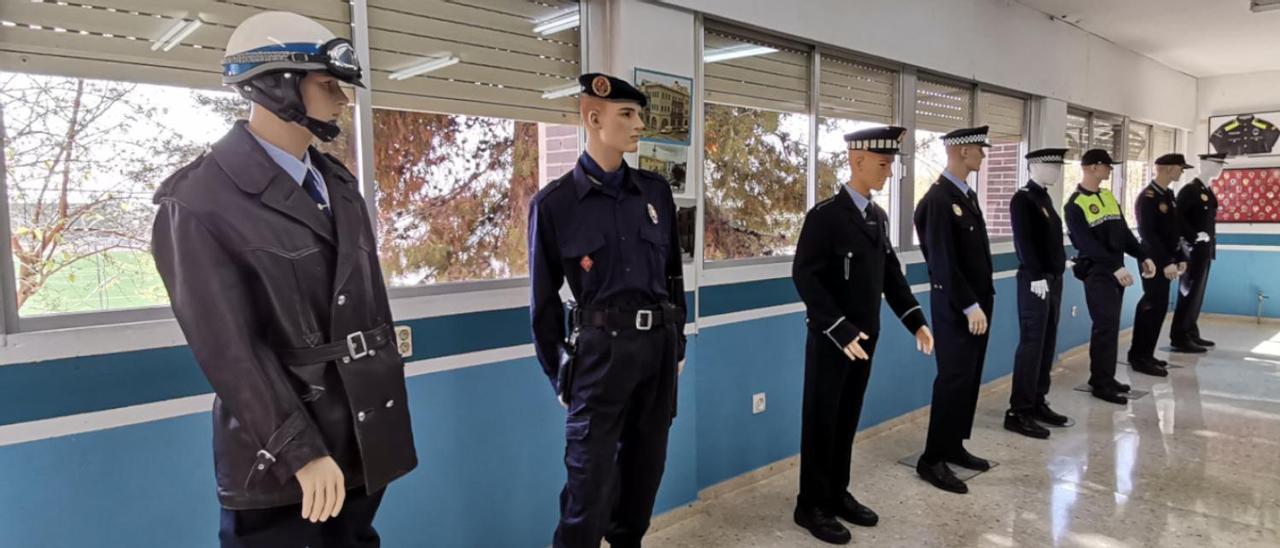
xmin=578 ymin=73 xmax=648 ymax=108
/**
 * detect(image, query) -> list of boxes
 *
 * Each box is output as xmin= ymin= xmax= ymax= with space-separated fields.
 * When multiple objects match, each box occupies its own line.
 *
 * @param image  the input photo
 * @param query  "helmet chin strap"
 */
xmin=236 ymin=72 xmax=342 ymax=142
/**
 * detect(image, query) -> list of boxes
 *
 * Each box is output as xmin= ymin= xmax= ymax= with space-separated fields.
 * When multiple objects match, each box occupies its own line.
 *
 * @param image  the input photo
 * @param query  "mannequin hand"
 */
xmin=966 ymin=307 xmax=988 ymax=336
xmin=1196 ymin=231 xmax=1211 ymax=243
xmin=1114 ymin=267 xmax=1135 ymax=287
xmin=678 ymin=359 xmax=686 ymax=376
xmin=1163 ymin=263 xmax=1179 ymax=281
xmin=1030 ymin=279 xmax=1049 ymax=300
xmin=558 ymin=393 xmax=568 ymax=409
xmin=915 ymin=326 xmax=934 ymax=355
xmin=1177 ymin=262 xmax=1187 ymax=275
xmin=1140 ymin=259 xmax=1157 ymax=279
xmin=296 ymin=456 xmax=345 ymax=523
xmin=842 ymin=332 xmax=870 ymax=361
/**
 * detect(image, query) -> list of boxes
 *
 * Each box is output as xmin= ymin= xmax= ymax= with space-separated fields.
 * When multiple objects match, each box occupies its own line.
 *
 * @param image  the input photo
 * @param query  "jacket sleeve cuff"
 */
xmin=248 ymin=410 xmax=331 ymax=487
xmin=823 ymin=316 xmax=862 ymax=351
xmin=963 ymin=303 xmax=980 ymax=316
xmin=899 ymin=306 xmax=927 ymax=335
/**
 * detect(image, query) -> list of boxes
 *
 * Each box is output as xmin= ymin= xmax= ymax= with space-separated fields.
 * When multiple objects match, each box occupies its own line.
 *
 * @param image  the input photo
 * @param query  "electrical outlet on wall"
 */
xmin=752 ymin=392 xmax=767 ymax=414
xmin=395 ymin=325 xmax=413 ymax=358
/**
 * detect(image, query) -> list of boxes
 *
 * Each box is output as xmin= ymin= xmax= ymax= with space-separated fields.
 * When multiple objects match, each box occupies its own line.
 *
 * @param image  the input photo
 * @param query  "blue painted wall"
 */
xmin=4 ymin=244 xmax=1262 ymax=548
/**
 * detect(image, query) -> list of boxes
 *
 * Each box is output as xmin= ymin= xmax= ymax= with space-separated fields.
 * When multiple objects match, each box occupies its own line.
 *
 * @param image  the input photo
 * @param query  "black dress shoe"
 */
xmin=1130 ymin=358 xmax=1169 ymax=377
xmin=1170 ymin=341 xmax=1207 ymax=354
xmin=945 ymin=447 xmax=992 ymax=471
xmin=1192 ymin=336 xmax=1215 ymax=348
xmin=916 ymin=459 xmax=968 ymax=494
xmin=1152 ymin=356 xmax=1169 ymax=367
xmin=1033 ymin=402 xmax=1070 ymax=426
xmin=834 ymin=493 xmax=878 ymax=527
xmin=1111 ymin=379 xmax=1131 ymax=393
xmin=1004 ymin=410 xmax=1050 ymax=439
xmin=1091 ymin=386 xmax=1128 ymax=404
xmin=794 ymin=505 xmax=851 ymax=544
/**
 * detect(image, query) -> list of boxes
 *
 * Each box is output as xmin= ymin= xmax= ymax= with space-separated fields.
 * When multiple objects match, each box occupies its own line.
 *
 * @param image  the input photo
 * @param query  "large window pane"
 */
xmin=1063 ymin=108 xmax=1090 ymax=211
xmin=1123 ymin=121 xmax=1152 ymax=224
xmin=816 ymin=54 xmax=898 ymax=245
xmin=976 ymin=91 xmax=1026 ymax=237
xmin=2 ymin=72 xmax=257 ymax=316
xmin=703 ymin=29 xmax=810 ymax=261
xmin=370 ymin=108 xmax=578 ymax=286
xmin=1092 ymin=112 xmax=1126 ymax=212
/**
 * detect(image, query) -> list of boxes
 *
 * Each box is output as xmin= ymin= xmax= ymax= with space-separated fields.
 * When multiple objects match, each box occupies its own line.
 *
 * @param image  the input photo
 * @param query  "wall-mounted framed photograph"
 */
xmin=1208 ymin=111 xmax=1280 ymax=157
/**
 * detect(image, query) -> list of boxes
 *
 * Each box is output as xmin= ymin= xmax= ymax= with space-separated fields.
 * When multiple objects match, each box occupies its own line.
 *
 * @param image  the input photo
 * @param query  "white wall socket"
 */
xmin=752 ymin=392 xmax=767 ymax=414
xmin=395 ymin=325 xmax=413 ymax=358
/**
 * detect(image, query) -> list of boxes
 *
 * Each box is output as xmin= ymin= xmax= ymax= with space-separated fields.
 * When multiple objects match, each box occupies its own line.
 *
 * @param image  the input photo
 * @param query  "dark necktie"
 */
xmin=301 ymin=169 xmax=331 ymax=218
xmin=966 ymin=190 xmax=981 ymax=215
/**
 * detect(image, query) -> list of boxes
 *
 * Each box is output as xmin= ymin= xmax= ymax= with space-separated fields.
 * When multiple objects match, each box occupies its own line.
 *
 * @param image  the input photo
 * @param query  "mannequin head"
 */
xmin=249 ymin=72 xmax=351 ymax=156
xmin=581 ymin=94 xmax=644 ymax=159
xmin=1197 ymin=160 xmax=1224 ymax=183
xmin=1081 ymin=163 xmax=1113 ymax=189
xmin=946 ymin=144 xmax=986 ymax=177
xmin=849 ymin=150 xmax=894 ymax=195
xmin=1030 ymin=163 xmax=1064 ymax=188
xmin=1154 ymin=164 xmax=1185 ymax=186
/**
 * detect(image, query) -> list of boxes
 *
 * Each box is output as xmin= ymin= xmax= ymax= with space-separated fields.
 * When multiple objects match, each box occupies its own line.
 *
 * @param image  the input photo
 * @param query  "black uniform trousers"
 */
xmin=1129 ymin=274 xmax=1172 ymax=362
xmin=1010 ymin=271 xmax=1063 ymax=412
xmin=1171 ymin=247 xmax=1212 ymax=343
xmin=922 ymin=293 xmax=993 ymax=463
xmin=555 ymin=323 xmax=679 ymax=548
xmin=219 ymin=487 xmax=385 ymax=548
xmin=797 ymin=333 xmax=878 ymax=511
xmin=1084 ymin=269 xmax=1124 ymax=386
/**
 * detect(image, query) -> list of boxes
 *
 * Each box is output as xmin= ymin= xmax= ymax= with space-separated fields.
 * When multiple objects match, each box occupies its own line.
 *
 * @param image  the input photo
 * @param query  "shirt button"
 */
xmin=357 ymin=412 xmax=367 ymax=422
xmin=385 ymin=400 xmax=395 ymax=408
xmin=342 ymin=357 xmax=352 ymax=364
xmin=337 ymin=294 xmax=347 ymax=306
xmin=621 ymin=236 xmax=626 ymax=241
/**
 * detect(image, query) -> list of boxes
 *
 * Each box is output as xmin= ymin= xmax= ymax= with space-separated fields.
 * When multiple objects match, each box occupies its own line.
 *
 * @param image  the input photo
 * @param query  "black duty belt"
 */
xmin=573 ymin=303 xmax=681 ymax=331
xmin=278 ymin=324 xmax=393 ymax=366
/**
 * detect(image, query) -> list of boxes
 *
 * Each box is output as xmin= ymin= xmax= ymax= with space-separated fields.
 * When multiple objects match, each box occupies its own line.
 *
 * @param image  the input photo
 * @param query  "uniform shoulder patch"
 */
xmin=1144 ymin=190 xmax=1155 ymax=198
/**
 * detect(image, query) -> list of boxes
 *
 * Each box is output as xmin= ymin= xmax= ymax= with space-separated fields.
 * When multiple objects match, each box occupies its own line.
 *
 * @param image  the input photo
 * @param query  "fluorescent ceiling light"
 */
xmin=1252 ymin=0 xmax=1280 ymax=13
xmin=388 ymin=55 xmax=460 ymax=80
xmin=533 ymin=12 xmax=579 ymax=35
xmin=703 ymin=44 xmax=778 ymax=64
xmin=152 ymin=18 xmax=200 ymax=52
xmin=541 ymin=84 xmax=581 ymax=100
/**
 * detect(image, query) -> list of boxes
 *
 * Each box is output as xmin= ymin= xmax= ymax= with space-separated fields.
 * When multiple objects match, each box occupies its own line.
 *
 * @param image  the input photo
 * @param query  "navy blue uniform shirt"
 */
xmin=528 ymin=152 xmax=688 ymax=391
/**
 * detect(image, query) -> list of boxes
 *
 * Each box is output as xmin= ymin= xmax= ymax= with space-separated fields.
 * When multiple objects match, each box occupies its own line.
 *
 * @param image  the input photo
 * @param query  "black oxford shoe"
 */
xmin=916 ymin=459 xmax=968 ymax=494
xmin=1130 ymin=358 xmax=1169 ymax=377
xmin=794 ymin=505 xmax=851 ymax=544
xmin=945 ymin=447 xmax=991 ymax=471
xmin=1170 ymin=341 xmax=1207 ymax=354
xmin=834 ymin=493 xmax=878 ymax=527
xmin=1092 ymin=386 xmax=1127 ymax=404
xmin=1033 ymin=402 xmax=1070 ymax=426
xmin=1004 ymin=410 xmax=1051 ymax=439
xmin=1192 ymin=336 xmax=1215 ymax=348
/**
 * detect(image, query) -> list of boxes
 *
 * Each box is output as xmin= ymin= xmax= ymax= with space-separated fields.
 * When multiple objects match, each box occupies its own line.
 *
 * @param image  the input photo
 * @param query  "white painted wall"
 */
xmin=1192 ymin=70 xmax=1280 ymax=158
xmin=653 ymin=0 xmax=1196 ymax=130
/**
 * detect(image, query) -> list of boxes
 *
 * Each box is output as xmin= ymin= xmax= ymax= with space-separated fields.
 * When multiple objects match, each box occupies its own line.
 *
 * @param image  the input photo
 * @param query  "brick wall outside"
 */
xmin=539 ymin=124 xmax=581 ymax=186
xmin=978 ymin=142 xmax=1022 ymax=237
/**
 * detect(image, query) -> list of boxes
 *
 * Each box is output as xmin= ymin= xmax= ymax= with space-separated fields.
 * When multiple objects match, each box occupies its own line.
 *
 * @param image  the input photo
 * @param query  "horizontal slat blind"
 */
xmin=1065 ymin=109 xmax=1089 ymax=159
xmin=1152 ymin=126 xmax=1177 ymax=156
xmin=977 ymin=90 xmax=1024 ymax=143
xmin=915 ymin=78 xmax=972 ymax=133
xmin=818 ymin=53 xmax=894 ymax=123
xmin=0 ymin=0 xmax=349 ymax=90
xmin=703 ymin=26 xmax=809 ymax=114
xmin=367 ymin=0 xmax=580 ymax=124
xmin=1127 ymin=121 xmax=1151 ymax=162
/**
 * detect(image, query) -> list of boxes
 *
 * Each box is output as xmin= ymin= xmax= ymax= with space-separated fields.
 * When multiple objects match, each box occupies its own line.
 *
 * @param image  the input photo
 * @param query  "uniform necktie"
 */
xmin=301 ymin=169 xmax=331 ymax=218
xmin=967 ymin=190 xmax=981 ymax=214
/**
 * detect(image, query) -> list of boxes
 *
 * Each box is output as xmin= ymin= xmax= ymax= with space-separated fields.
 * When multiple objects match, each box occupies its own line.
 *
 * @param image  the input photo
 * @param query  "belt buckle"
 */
xmin=635 ymin=309 xmax=653 ymax=331
xmin=347 ymin=331 xmax=370 ymax=360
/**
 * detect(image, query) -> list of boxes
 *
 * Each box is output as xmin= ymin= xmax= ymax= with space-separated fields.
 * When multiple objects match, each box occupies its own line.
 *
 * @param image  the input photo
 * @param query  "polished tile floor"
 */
xmin=644 ymin=318 xmax=1280 ymax=547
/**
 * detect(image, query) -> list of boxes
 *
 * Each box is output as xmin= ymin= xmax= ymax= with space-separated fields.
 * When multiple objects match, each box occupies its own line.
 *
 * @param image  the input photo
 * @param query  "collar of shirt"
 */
xmin=579 ymin=152 xmax=630 ymax=190
xmin=249 ymin=131 xmax=328 ymax=203
xmin=1076 ymin=184 xmax=1099 ymax=196
xmin=1147 ymin=180 xmax=1170 ymax=195
xmin=842 ymin=184 xmax=871 ymax=215
xmin=1026 ymin=179 xmax=1043 ymax=192
xmin=942 ymin=170 xmax=972 ymax=195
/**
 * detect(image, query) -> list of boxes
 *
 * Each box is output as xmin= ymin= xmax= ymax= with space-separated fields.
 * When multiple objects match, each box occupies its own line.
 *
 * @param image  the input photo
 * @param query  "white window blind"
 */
xmin=818 ymin=53 xmax=894 ymax=123
xmin=1127 ymin=121 xmax=1152 ymax=162
xmin=703 ymin=25 xmax=809 ymax=114
xmin=1152 ymin=125 xmax=1177 ymax=156
xmin=0 ymin=0 xmax=349 ymax=90
xmin=366 ymin=0 xmax=580 ymax=124
xmin=915 ymin=78 xmax=972 ymax=133
xmin=977 ymin=90 xmax=1025 ymax=144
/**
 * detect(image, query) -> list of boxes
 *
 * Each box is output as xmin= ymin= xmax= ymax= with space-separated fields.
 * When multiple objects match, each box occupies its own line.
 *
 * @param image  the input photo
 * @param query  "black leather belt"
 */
xmin=573 ymin=303 xmax=681 ymax=331
xmin=277 ymin=324 xmax=393 ymax=366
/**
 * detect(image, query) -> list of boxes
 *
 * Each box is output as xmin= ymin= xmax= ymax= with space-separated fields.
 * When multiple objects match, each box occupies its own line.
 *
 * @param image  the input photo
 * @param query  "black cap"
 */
xmin=1025 ymin=148 xmax=1068 ymax=164
xmin=940 ymin=126 xmax=991 ymax=147
xmin=844 ymin=126 xmax=907 ymax=155
xmin=1198 ymin=152 xmax=1227 ymax=163
xmin=578 ymin=73 xmax=648 ymax=108
xmin=1155 ymin=153 xmax=1193 ymax=169
xmin=1080 ymin=148 xmax=1120 ymax=166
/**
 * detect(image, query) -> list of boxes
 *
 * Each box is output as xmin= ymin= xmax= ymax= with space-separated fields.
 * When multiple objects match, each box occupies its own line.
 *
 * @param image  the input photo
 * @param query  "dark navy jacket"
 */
xmin=1009 ymin=180 xmax=1066 ymax=280
xmin=528 ymin=153 xmax=688 ymax=392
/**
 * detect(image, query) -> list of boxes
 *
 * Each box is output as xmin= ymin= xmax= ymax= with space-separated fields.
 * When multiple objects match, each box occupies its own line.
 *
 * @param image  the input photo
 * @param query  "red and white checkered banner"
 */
xmin=1213 ymin=168 xmax=1280 ymax=223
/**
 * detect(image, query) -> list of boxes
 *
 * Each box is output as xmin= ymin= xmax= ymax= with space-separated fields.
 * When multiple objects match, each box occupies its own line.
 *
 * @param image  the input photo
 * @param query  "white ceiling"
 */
xmin=1015 ymin=0 xmax=1280 ymax=78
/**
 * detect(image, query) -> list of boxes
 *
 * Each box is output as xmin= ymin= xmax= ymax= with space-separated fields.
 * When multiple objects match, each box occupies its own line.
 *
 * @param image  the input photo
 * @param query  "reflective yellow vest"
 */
xmin=1072 ymin=188 xmax=1122 ymax=227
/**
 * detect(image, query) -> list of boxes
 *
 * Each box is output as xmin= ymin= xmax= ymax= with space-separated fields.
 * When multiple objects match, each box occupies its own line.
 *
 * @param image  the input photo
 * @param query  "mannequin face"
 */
xmin=1083 ymin=163 xmax=1113 ymax=182
xmin=959 ymin=144 xmax=986 ymax=172
xmin=1198 ymin=161 xmax=1224 ymax=183
xmin=300 ymin=72 xmax=350 ymax=125
xmin=850 ymin=150 xmax=894 ymax=192
xmin=1155 ymin=164 xmax=1185 ymax=185
xmin=1030 ymin=164 xmax=1063 ymax=188
xmin=583 ymin=97 xmax=644 ymax=154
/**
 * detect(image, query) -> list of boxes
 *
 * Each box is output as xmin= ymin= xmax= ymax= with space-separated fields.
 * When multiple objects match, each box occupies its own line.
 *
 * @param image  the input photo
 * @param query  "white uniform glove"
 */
xmin=1030 ymin=279 xmax=1049 ymax=300
xmin=1196 ymin=231 xmax=1211 ymax=243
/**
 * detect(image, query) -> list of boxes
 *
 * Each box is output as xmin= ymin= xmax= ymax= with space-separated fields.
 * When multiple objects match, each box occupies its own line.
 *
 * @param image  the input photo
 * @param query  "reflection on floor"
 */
xmin=643 ymin=317 xmax=1280 ymax=547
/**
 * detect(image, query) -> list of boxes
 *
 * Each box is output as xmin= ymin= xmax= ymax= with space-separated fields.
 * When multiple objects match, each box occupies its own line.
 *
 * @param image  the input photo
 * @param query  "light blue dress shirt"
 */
xmin=249 ymin=131 xmax=330 ymax=205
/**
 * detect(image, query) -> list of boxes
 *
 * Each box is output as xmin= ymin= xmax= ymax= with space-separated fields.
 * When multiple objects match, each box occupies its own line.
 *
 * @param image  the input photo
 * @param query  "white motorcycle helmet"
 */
xmin=221 ymin=11 xmax=363 ymax=141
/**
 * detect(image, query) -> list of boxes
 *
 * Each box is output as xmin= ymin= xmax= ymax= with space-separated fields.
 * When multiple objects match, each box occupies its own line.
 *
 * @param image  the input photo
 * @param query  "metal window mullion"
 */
xmin=807 ymin=47 xmax=819 ymax=210
xmin=693 ymin=12 xmax=706 ymax=326
xmin=351 ymin=0 xmax=377 ymax=223
xmin=897 ymin=67 xmax=919 ymax=249
xmin=0 ymin=106 xmax=16 ymax=339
